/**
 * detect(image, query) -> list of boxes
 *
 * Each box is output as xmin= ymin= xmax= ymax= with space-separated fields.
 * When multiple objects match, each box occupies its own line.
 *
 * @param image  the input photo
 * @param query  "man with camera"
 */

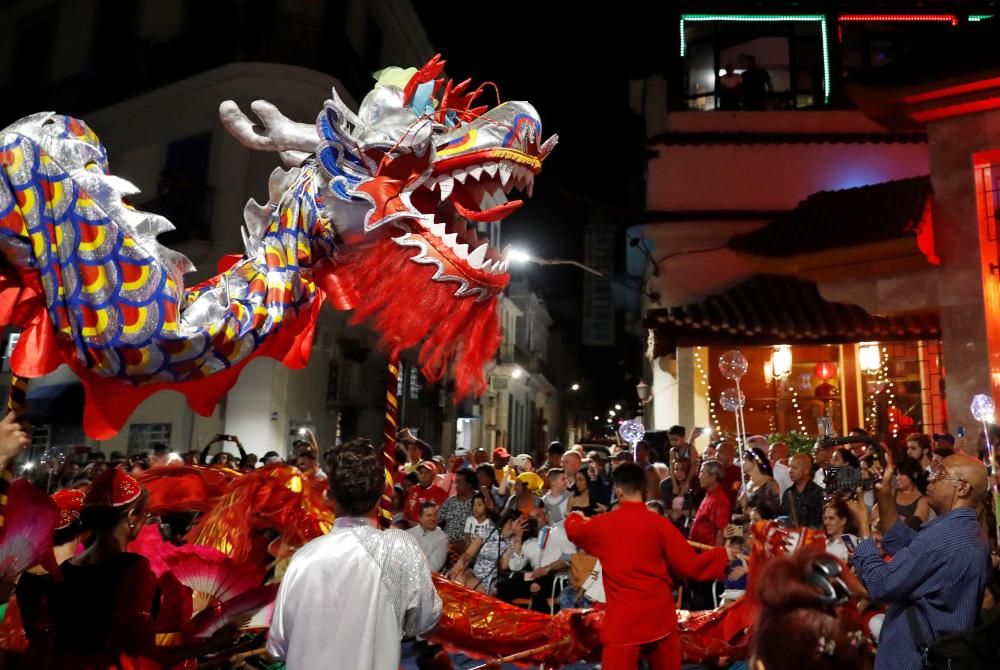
xmin=848 ymin=454 xmax=990 ymax=670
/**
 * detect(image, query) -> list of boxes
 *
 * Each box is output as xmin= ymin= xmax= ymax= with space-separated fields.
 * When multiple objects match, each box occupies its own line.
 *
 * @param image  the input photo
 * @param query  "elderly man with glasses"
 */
xmin=847 ymin=454 xmax=990 ymax=670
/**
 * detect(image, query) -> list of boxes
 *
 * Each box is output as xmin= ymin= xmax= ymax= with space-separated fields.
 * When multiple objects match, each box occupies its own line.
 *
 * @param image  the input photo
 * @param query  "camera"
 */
xmin=823 ymin=465 xmax=877 ymax=494
xmin=816 ymin=417 xmax=886 ymax=496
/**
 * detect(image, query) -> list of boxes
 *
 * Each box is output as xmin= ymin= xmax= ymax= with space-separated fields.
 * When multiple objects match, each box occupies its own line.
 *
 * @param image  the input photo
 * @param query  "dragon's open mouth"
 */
xmin=407 ymin=153 xmax=538 ymax=275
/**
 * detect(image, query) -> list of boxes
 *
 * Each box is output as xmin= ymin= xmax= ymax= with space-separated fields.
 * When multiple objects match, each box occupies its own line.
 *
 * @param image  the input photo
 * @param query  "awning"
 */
xmin=729 ymin=176 xmax=933 ymax=258
xmin=643 ymin=274 xmax=940 ymax=358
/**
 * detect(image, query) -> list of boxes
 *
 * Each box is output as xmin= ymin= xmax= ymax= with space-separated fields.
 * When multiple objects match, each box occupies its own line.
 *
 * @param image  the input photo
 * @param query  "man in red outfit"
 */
xmin=565 ymin=463 xmax=733 ymax=670
xmin=404 ymin=461 xmax=449 ymax=524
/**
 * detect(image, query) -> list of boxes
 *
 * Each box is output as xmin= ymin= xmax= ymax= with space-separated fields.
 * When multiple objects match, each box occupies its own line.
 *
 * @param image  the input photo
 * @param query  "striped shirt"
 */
xmin=853 ymin=507 xmax=989 ymax=670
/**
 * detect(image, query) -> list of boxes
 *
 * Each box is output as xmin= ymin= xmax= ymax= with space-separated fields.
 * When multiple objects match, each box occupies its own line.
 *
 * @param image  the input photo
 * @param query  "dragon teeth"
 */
xmin=483 ymin=162 xmax=498 ymax=178
xmin=442 ymin=232 xmax=458 ymax=247
xmin=479 ymin=190 xmax=495 ymax=210
xmin=468 ymin=166 xmax=483 ymax=181
xmin=438 ymin=175 xmax=454 ymax=200
xmin=453 ymin=169 xmax=467 ymax=184
xmin=453 ymin=242 xmax=469 ymax=259
xmin=498 ymin=161 xmax=513 ymax=186
xmin=429 ymin=222 xmax=447 ymax=237
xmin=467 ymin=243 xmax=488 ymax=269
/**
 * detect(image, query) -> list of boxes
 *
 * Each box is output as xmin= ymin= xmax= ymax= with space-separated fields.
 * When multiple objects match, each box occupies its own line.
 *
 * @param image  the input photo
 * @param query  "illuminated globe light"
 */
xmin=618 ymin=419 xmax=645 ymax=446
xmin=814 ymin=361 xmax=837 ymax=381
xmin=719 ymin=387 xmax=745 ymax=412
xmin=971 ymin=394 xmax=996 ymax=423
xmin=719 ymin=350 xmax=749 ymax=381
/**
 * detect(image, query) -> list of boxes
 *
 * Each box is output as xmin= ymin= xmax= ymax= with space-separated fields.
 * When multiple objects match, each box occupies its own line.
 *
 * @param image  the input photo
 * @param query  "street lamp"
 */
xmin=571 ymin=383 xmax=580 ymax=391
xmin=859 ymin=342 xmax=881 ymax=373
xmin=770 ymin=345 xmax=793 ymax=380
xmin=608 ymin=410 xmax=616 ymax=417
xmin=614 ymin=404 xmax=622 ymax=411
xmin=636 ymin=379 xmax=651 ymax=404
xmin=510 ymin=248 xmax=606 ymax=277
xmin=593 ymin=415 xmax=599 ymax=421
xmin=511 ymin=367 xmax=523 ymax=379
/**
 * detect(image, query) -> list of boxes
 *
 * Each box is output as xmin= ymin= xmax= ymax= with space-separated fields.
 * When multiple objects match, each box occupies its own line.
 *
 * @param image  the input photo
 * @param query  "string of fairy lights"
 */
xmin=692 ymin=343 xmax=907 ymax=438
xmin=865 ymin=345 xmax=896 ymax=436
xmin=789 ymin=387 xmax=808 ymax=433
xmin=694 ymin=347 xmax=723 ymax=436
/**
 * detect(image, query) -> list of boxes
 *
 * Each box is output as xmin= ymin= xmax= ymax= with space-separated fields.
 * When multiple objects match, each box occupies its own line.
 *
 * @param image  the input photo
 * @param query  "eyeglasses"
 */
xmin=927 ymin=468 xmax=967 ymax=485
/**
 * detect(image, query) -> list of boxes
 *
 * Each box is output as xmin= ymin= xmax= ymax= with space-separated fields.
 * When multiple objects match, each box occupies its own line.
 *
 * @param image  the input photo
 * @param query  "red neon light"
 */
xmin=911 ymin=96 xmax=1000 ymax=122
xmin=839 ymin=14 xmax=958 ymax=26
xmin=903 ymin=76 xmax=1000 ymax=104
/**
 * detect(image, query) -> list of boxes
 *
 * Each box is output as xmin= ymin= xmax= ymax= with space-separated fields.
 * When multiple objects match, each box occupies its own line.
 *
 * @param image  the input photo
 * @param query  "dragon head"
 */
xmin=318 ymin=54 xmax=557 ymax=299
xmin=219 ymin=56 xmax=557 ymax=396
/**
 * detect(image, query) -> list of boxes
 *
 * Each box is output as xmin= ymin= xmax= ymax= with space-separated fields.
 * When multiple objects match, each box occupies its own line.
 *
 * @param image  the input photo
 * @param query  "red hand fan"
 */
xmin=0 ymin=479 xmax=59 ymax=581
xmin=189 ymin=582 xmax=279 ymax=639
xmin=162 ymin=544 xmax=265 ymax=613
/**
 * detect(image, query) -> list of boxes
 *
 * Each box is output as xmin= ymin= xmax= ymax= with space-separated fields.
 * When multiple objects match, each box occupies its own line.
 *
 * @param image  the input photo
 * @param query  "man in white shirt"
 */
xmin=506 ymin=506 xmax=577 ymax=611
xmin=407 ymin=501 xmax=449 ymax=573
xmin=762 ymin=437 xmax=793 ymax=495
xmin=268 ymin=439 xmax=441 ymax=669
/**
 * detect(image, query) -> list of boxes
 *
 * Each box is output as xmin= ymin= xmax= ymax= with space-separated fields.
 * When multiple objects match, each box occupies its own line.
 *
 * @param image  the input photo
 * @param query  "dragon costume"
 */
xmin=0 ymin=55 xmax=557 ymax=438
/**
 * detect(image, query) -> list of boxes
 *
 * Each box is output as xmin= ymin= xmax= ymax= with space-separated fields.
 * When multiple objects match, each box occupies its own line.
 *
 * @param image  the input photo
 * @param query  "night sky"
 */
xmin=416 ymin=3 xmax=662 ymax=411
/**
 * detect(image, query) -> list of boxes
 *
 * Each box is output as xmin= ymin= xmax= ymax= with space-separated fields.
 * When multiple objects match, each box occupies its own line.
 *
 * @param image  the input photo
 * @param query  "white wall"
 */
xmin=651 ymin=358 xmax=679 ymax=431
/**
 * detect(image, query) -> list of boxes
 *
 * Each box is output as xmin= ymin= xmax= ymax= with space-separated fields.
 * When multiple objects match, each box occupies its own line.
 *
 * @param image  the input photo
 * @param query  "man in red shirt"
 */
xmin=566 ymin=463 xmax=732 ymax=670
xmin=686 ymin=459 xmax=733 ymax=611
xmin=690 ymin=460 xmax=732 ymax=548
xmin=404 ymin=460 xmax=449 ymax=524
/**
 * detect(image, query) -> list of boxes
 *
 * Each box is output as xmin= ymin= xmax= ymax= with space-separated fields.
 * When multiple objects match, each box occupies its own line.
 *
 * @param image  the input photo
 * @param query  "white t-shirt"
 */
xmin=773 ymin=461 xmax=793 ymax=495
xmin=268 ymin=517 xmax=441 ymax=669
xmin=464 ymin=516 xmax=493 ymax=538
xmin=825 ymin=533 xmax=859 ymax=562
xmin=508 ymin=523 xmax=577 ymax=572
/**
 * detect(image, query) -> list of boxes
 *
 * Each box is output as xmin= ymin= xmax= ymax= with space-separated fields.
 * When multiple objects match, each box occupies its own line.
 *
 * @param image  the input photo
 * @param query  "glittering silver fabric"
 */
xmin=351 ymin=526 xmax=442 ymax=637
